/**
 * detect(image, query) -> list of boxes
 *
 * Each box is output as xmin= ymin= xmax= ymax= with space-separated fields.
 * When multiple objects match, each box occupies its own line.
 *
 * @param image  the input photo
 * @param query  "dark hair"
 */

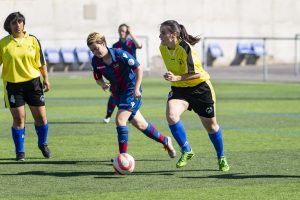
xmin=4 ymin=12 xmax=25 ymax=34
xmin=118 ymin=23 xmax=129 ymax=30
xmin=160 ymin=20 xmax=200 ymax=45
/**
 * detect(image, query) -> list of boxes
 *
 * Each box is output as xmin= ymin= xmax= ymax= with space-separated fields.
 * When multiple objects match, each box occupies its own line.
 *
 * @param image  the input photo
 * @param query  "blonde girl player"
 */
xmin=103 ymin=24 xmax=142 ymax=123
xmin=87 ymin=32 xmax=176 ymax=158
xmin=0 ymin=12 xmax=51 ymax=161
xmin=159 ymin=20 xmax=230 ymax=171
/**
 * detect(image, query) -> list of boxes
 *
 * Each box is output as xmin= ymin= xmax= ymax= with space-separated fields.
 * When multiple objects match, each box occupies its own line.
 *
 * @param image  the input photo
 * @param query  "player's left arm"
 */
xmin=134 ymin=66 xmax=143 ymax=99
xmin=39 ymin=65 xmax=50 ymax=92
xmin=127 ymin=26 xmax=142 ymax=49
xmin=164 ymin=71 xmax=200 ymax=82
xmin=0 ymin=45 xmax=3 ymax=66
xmin=34 ymin=37 xmax=50 ymax=92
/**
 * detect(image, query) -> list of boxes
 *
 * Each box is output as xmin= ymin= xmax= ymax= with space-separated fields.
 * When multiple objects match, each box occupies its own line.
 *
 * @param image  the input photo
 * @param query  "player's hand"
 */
xmin=127 ymin=26 xmax=131 ymax=35
xmin=101 ymin=83 xmax=110 ymax=91
xmin=134 ymin=89 xmax=142 ymax=99
xmin=43 ymin=79 xmax=50 ymax=92
xmin=163 ymin=71 xmax=181 ymax=82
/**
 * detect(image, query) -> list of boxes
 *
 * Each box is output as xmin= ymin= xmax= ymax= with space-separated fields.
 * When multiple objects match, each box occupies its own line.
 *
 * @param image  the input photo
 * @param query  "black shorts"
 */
xmin=167 ymin=81 xmax=216 ymax=118
xmin=5 ymin=77 xmax=45 ymax=108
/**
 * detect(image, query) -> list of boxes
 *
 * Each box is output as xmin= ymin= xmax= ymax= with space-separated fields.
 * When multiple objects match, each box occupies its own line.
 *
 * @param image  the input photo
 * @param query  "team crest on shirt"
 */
xmin=128 ymin=59 xmax=135 ymax=66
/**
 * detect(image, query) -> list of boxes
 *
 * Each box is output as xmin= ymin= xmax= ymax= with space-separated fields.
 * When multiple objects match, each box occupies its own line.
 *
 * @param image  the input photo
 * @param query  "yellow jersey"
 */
xmin=160 ymin=40 xmax=210 ymax=87
xmin=0 ymin=32 xmax=46 ymax=83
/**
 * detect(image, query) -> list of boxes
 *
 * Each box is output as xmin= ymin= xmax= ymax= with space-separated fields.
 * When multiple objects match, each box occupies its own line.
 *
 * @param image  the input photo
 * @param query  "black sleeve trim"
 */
xmin=29 ymin=34 xmax=46 ymax=66
xmin=179 ymin=40 xmax=195 ymax=73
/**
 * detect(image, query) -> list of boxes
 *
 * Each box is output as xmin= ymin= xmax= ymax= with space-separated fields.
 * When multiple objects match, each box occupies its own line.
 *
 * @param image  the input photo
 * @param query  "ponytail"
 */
xmin=179 ymin=24 xmax=200 ymax=45
xmin=160 ymin=20 xmax=200 ymax=45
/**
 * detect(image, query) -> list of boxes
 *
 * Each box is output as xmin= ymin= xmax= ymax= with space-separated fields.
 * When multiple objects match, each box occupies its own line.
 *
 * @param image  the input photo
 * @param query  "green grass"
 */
xmin=0 ymin=76 xmax=299 ymax=200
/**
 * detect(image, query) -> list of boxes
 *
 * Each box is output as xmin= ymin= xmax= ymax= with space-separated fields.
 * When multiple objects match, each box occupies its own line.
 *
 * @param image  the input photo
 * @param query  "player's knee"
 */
xmin=206 ymin=123 xmax=219 ymax=133
xmin=13 ymin=116 xmax=25 ymax=128
xmin=116 ymin=117 xmax=127 ymax=126
xmin=35 ymin=116 xmax=48 ymax=126
xmin=166 ymin=112 xmax=179 ymax=124
xmin=135 ymin=121 xmax=148 ymax=131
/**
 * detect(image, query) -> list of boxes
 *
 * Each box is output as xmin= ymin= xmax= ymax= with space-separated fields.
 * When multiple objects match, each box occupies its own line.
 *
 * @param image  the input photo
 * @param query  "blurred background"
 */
xmin=0 ymin=0 xmax=300 ymax=81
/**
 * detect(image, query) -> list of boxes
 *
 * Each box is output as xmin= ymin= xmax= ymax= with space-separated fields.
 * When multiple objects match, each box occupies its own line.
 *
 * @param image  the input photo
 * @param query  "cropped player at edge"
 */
xmin=87 ymin=32 xmax=176 ymax=158
xmin=159 ymin=20 xmax=230 ymax=171
xmin=103 ymin=24 xmax=142 ymax=124
xmin=0 ymin=12 xmax=51 ymax=161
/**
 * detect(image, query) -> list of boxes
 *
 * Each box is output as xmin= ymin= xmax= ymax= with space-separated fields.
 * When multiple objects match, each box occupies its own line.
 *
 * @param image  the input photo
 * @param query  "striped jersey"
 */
xmin=112 ymin=38 xmax=137 ymax=58
xmin=91 ymin=48 xmax=140 ymax=100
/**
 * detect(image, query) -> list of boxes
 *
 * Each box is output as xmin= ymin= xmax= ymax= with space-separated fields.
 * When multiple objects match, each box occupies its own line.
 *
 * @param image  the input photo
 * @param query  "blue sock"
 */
xmin=11 ymin=127 xmax=25 ymax=153
xmin=35 ymin=123 xmax=49 ymax=146
xmin=169 ymin=121 xmax=191 ymax=152
xmin=117 ymin=126 xmax=128 ymax=153
xmin=142 ymin=123 xmax=168 ymax=145
xmin=208 ymin=127 xmax=224 ymax=158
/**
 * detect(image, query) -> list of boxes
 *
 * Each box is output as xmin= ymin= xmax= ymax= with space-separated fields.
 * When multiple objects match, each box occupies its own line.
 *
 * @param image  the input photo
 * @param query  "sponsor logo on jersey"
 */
xmin=97 ymin=66 xmax=106 ymax=69
xmin=113 ymin=63 xmax=120 ymax=69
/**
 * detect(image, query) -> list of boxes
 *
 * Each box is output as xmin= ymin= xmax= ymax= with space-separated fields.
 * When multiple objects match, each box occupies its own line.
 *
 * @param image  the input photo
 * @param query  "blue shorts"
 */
xmin=116 ymin=90 xmax=142 ymax=121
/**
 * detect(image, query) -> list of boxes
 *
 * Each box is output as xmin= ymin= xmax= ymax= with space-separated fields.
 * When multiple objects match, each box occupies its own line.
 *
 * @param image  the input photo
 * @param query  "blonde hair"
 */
xmin=87 ymin=32 xmax=106 ymax=46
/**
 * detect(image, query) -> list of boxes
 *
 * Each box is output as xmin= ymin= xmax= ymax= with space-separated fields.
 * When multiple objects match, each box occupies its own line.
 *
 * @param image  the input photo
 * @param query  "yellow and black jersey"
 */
xmin=0 ymin=32 xmax=46 ymax=83
xmin=160 ymin=40 xmax=210 ymax=87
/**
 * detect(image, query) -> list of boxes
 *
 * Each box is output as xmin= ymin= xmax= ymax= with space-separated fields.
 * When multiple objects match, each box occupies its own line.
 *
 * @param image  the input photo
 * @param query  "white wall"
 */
xmin=0 ymin=0 xmax=299 ymax=66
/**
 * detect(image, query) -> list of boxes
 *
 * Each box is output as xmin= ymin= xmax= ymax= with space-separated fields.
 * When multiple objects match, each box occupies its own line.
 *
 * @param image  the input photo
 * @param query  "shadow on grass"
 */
xmin=0 ymin=170 xmax=121 ymax=178
xmin=130 ymin=169 xmax=218 ymax=176
xmin=0 ymin=159 xmax=112 ymax=166
xmin=0 ymin=169 xmax=218 ymax=178
xmin=26 ymin=121 xmax=101 ymax=125
xmin=181 ymin=173 xmax=300 ymax=179
xmin=0 ymin=158 xmax=169 ymax=164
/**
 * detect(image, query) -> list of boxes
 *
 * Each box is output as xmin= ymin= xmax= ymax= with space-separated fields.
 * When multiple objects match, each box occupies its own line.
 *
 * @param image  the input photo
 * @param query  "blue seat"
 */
xmin=237 ymin=42 xmax=253 ymax=55
xmin=44 ymin=48 xmax=60 ymax=64
xmin=251 ymin=41 xmax=265 ymax=56
xmin=88 ymin=50 xmax=94 ymax=59
xmin=74 ymin=47 xmax=90 ymax=63
xmin=207 ymin=43 xmax=223 ymax=58
xmin=60 ymin=48 xmax=76 ymax=63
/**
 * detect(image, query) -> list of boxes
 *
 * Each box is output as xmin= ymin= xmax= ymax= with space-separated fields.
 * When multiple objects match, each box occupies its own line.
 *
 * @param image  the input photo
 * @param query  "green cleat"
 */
xmin=176 ymin=151 xmax=195 ymax=168
xmin=218 ymin=156 xmax=230 ymax=172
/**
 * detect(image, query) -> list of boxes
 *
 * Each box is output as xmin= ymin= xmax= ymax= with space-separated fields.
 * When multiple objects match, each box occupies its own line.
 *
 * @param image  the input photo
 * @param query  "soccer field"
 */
xmin=0 ymin=76 xmax=299 ymax=200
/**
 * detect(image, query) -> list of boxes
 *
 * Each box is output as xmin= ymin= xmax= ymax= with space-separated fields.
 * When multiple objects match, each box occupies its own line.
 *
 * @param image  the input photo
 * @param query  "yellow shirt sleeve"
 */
xmin=0 ymin=44 xmax=2 ymax=65
xmin=180 ymin=41 xmax=202 ymax=74
xmin=33 ymin=37 xmax=46 ymax=68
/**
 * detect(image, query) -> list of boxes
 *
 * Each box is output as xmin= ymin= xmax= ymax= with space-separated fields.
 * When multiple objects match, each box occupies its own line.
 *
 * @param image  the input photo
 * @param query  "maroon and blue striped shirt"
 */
xmin=92 ymin=48 xmax=140 ymax=100
xmin=112 ymin=38 xmax=137 ymax=59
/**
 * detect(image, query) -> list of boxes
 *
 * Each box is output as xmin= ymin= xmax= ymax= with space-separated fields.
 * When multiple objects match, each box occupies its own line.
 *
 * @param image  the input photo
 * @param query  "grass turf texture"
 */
xmin=0 ymin=76 xmax=299 ymax=200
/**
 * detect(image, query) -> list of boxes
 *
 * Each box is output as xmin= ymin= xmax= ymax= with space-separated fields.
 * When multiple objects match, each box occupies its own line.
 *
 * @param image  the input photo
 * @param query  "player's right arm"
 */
xmin=96 ymin=78 xmax=110 ymax=91
xmin=0 ymin=43 xmax=3 ymax=66
xmin=127 ymin=26 xmax=142 ymax=49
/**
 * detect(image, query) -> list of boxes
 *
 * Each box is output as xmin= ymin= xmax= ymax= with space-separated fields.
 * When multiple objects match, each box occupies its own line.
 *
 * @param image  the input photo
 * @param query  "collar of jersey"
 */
xmin=10 ymin=32 xmax=29 ymax=40
xmin=97 ymin=48 xmax=117 ymax=66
